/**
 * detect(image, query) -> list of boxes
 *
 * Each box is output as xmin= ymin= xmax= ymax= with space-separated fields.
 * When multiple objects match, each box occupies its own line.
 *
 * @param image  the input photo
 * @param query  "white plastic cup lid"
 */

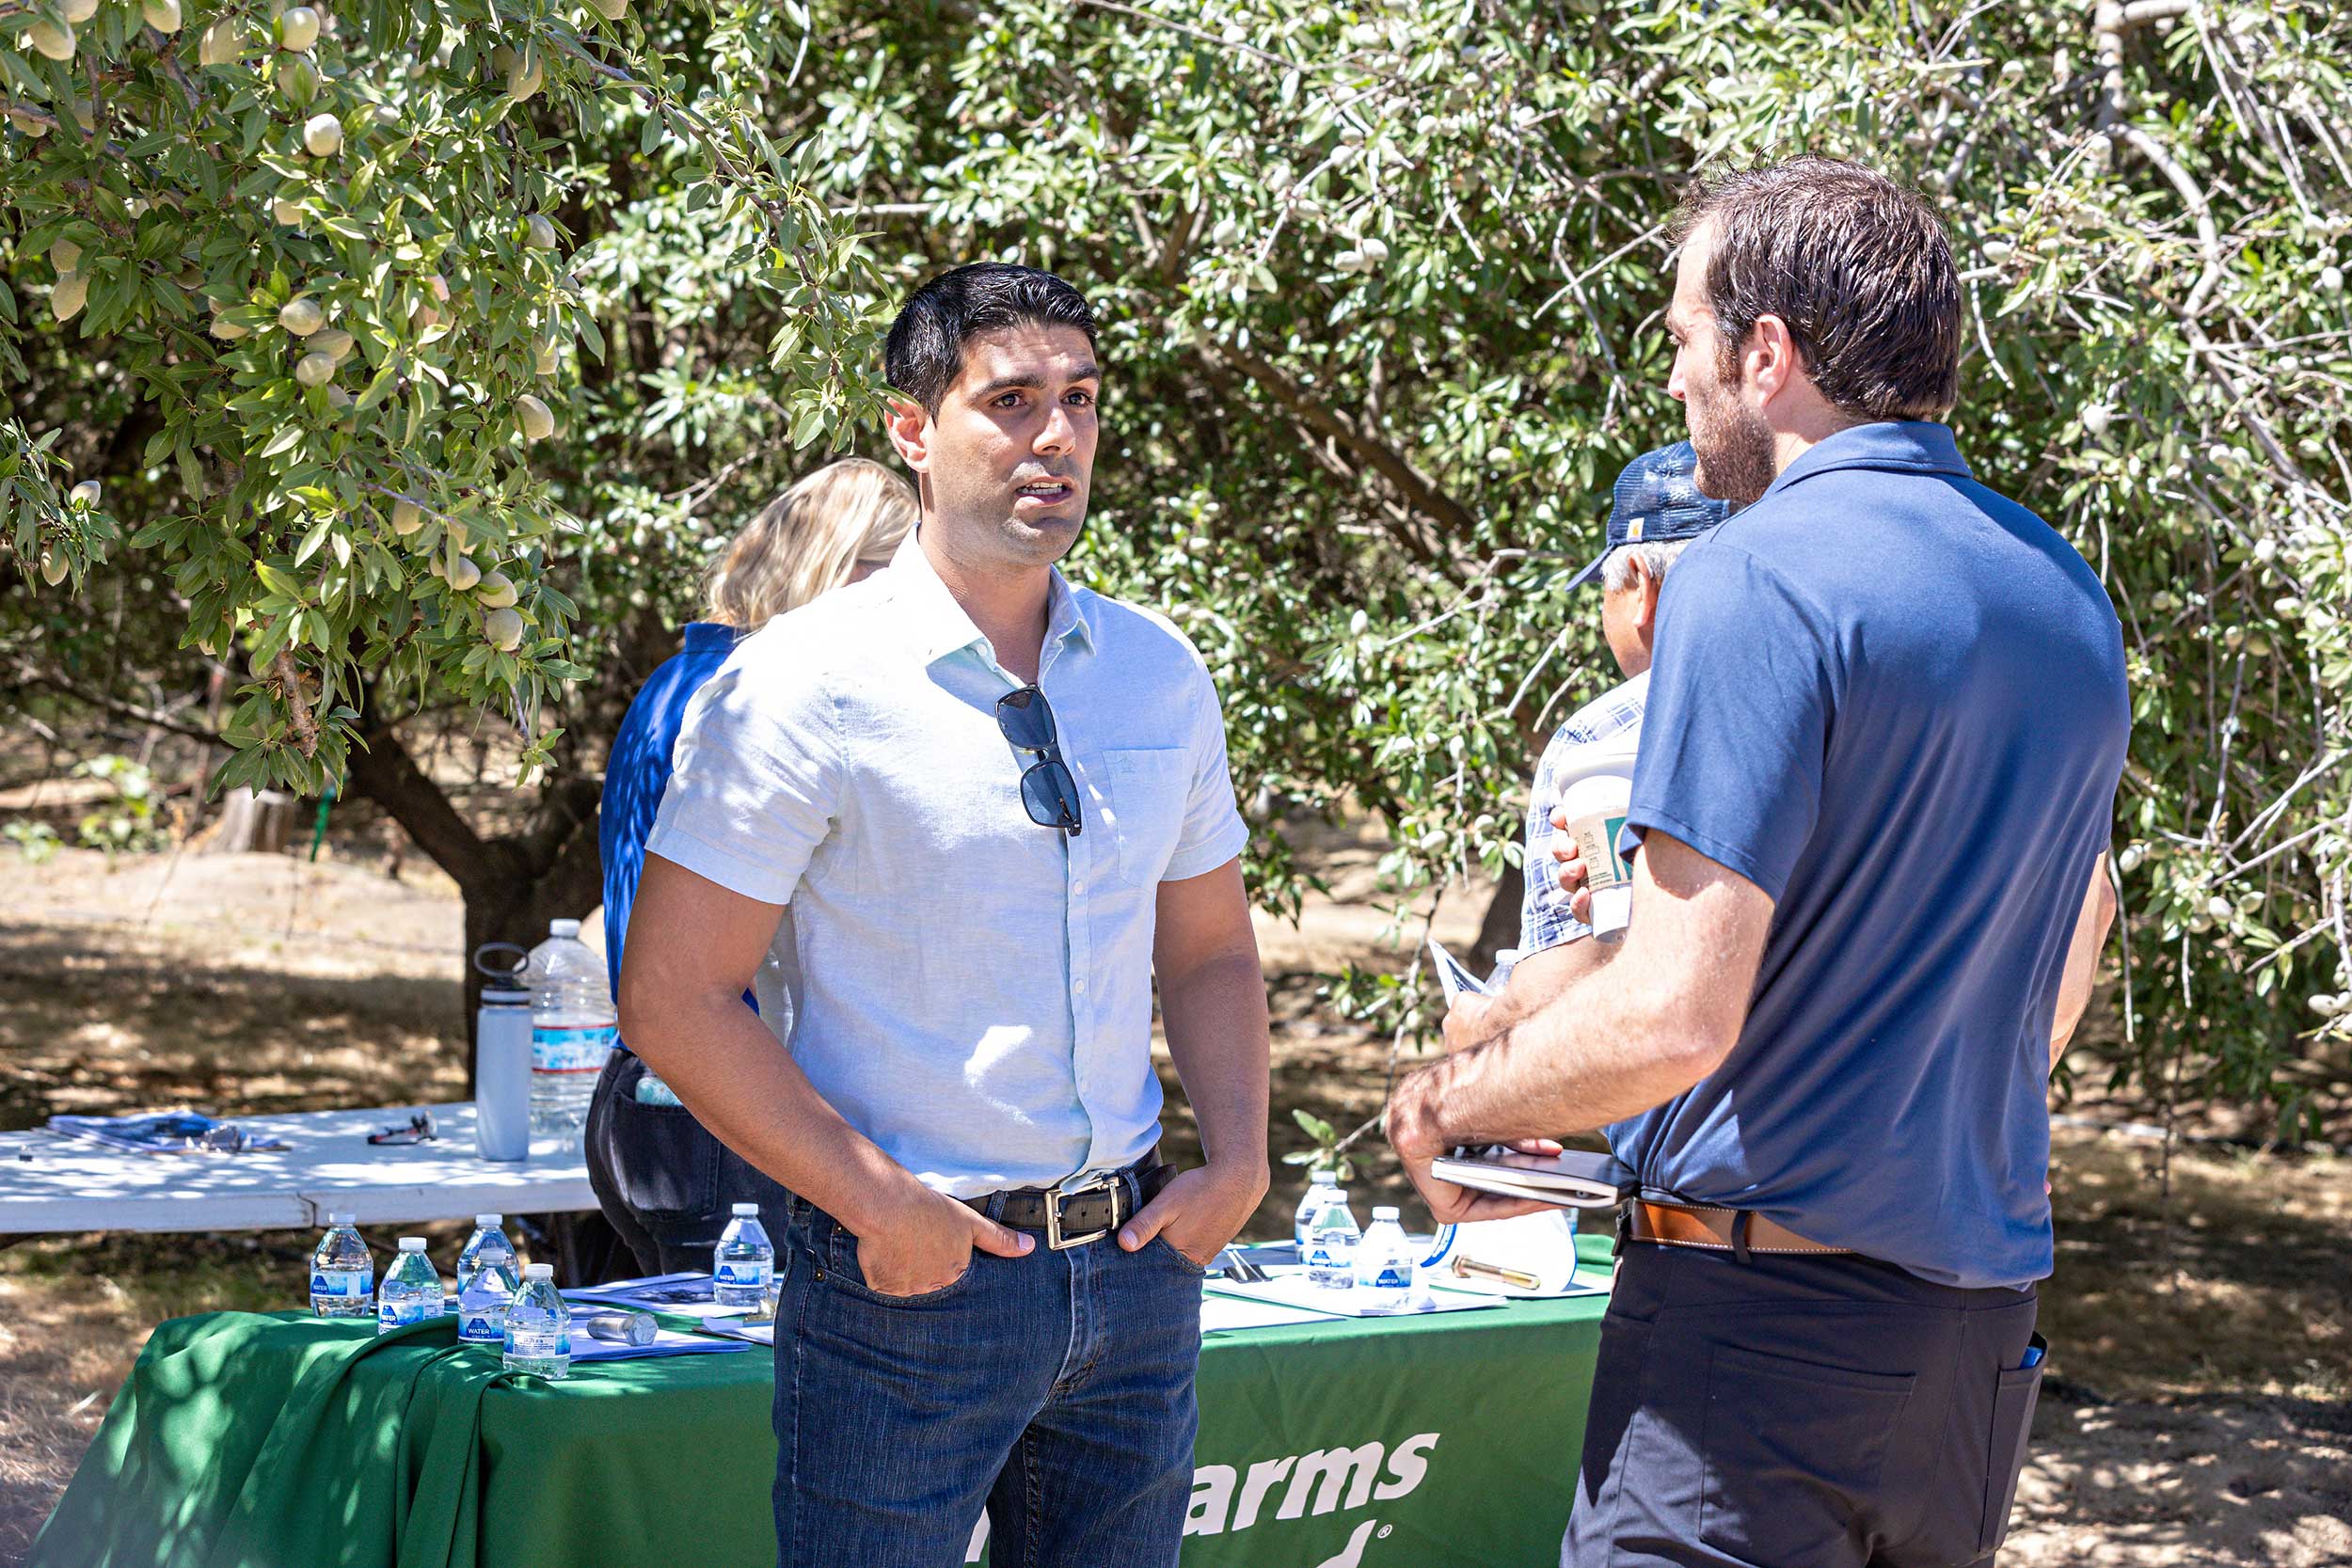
xmin=523 ymin=1262 xmax=553 ymax=1279
xmin=475 ymin=1214 xmax=501 ymax=1227
xmin=398 ymin=1236 xmax=426 ymax=1251
xmin=731 ymin=1202 xmax=760 ymax=1216
xmin=548 ymin=918 xmax=580 ymax=937
xmin=327 ymin=1212 xmax=355 ymax=1225
xmin=1371 ymin=1206 xmax=1400 ymax=1221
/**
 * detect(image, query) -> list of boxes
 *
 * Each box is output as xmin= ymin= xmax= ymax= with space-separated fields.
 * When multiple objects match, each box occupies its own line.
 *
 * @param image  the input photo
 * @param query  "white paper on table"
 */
xmin=700 ymin=1319 xmax=775 ymax=1347
xmin=569 ymin=1326 xmax=756 ymax=1362
xmin=1200 ymin=1291 xmax=1346 ymax=1334
xmin=1427 ymin=1273 xmax=1609 ymax=1300
xmin=563 ymin=1271 xmax=754 ymax=1321
xmin=1205 ymin=1275 xmax=1501 ymax=1320
xmin=1420 ymin=1211 xmax=1597 ymax=1297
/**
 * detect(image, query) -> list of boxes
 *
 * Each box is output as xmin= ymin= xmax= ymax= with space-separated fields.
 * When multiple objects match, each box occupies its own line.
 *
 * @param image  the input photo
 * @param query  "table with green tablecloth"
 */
xmin=30 ymin=1238 xmax=1616 ymax=1568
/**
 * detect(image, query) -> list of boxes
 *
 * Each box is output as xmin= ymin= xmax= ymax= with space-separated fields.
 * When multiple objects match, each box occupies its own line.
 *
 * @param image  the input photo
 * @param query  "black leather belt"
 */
xmin=962 ymin=1161 xmax=1173 ymax=1250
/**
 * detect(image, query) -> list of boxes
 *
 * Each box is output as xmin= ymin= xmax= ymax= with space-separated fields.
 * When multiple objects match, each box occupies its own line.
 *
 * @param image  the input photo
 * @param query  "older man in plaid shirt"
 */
xmin=1515 ymin=441 xmax=1736 ymax=971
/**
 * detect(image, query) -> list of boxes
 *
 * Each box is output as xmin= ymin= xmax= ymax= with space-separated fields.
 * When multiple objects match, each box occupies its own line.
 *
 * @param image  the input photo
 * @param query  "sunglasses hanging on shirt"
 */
xmin=995 ymin=685 xmax=1084 ymax=837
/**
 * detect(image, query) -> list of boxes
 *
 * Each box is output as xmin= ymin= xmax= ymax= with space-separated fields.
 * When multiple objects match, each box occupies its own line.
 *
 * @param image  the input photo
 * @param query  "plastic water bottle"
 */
xmin=503 ymin=1263 xmax=572 ymax=1379
xmin=1303 ymin=1184 xmax=1360 ymax=1291
xmin=527 ymin=918 xmax=617 ymax=1136
xmin=310 ymin=1212 xmax=373 ymax=1318
xmin=712 ymin=1202 xmax=774 ymax=1308
xmin=1294 ymin=1167 xmax=1342 ymax=1247
xmin=376 ymin=1237 xmax=444 ymax=1335
xmin=455 ymin=1214 xmax=521 ymax=1345
xmin=1354 ymin=1206 xmax=1415 ymax=1314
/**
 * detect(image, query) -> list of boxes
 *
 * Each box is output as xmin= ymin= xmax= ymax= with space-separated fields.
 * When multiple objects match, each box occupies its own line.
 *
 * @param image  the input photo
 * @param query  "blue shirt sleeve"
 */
xmin=1624 ymin=542 xmax=1838 ymax=902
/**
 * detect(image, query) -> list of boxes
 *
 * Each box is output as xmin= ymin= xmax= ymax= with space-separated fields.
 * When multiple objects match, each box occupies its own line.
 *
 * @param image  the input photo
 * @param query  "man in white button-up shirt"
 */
xmin=622 ymin=263 xmax=1272 ymax=1568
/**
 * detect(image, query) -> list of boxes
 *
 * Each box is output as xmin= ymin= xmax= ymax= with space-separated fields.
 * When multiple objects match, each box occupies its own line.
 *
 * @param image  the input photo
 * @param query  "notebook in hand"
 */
xmin=1428 ymin=1148 xmax=1637 ymax=1210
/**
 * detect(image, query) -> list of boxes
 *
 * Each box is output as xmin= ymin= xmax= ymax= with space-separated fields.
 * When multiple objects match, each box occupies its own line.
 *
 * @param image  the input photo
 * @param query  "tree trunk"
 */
xmin=342 ymin=718 xmax=605 ymax=1095
xmin=201 ymin=787 xmax=297 ymax=854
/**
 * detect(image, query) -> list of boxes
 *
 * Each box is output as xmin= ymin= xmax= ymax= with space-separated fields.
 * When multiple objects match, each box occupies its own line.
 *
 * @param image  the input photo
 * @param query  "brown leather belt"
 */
xmin=1627 ymin=1199 xmax=1853 ymax=1258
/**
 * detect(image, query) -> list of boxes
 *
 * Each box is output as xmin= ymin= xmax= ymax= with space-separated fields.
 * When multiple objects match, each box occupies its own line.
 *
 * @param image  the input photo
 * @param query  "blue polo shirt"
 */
xmin=1613 ymin=421 xmax=2129 ymax=1290
xmin=600 ymin=621 xmax=742 ymax=1032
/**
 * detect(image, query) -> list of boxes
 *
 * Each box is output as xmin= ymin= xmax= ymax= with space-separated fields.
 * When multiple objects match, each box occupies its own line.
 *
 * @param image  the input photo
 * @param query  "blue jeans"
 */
xmin=771 ymin=1181 xmax=1205 ymax=1568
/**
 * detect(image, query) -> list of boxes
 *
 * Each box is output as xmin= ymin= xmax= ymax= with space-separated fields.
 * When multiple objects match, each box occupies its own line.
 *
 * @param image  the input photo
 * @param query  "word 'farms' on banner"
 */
xmin=965 ymin=1433 xmax=1443 ymax=1565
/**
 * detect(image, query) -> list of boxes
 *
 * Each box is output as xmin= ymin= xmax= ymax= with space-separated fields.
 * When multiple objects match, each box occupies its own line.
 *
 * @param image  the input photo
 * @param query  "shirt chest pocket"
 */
xmin=1102 ymin=748 xmax=1189 ymax=887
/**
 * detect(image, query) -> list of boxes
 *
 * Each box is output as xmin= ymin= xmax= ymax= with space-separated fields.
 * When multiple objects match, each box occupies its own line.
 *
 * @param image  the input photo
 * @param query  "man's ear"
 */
xmin=1637 ymin=559 xmax=1665 ymax=638
xmin=1744 ymin=314 xmax=1803 ymax=406
xmin=883 ymin=396 xmax=933 ymax=474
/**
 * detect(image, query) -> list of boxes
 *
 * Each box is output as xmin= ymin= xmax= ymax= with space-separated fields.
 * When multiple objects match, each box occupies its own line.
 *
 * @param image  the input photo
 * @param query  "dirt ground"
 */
xmin=1 ymin=836 xmax=2348 ymax=1566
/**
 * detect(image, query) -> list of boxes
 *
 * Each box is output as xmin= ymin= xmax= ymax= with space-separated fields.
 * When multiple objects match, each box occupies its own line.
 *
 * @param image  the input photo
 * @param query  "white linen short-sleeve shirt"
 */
xmin=644 ymin=530 xmax=1250 ymax=1196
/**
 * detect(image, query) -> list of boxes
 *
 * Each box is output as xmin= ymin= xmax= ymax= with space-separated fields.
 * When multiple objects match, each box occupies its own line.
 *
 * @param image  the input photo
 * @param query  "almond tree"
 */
xmin=2 ymin=0 xmax=880 ymax=1019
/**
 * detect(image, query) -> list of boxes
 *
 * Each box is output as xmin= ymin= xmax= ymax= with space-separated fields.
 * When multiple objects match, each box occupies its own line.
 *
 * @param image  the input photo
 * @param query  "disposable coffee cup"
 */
xmin=1554 ymin=771 xmax=1634 ymax=941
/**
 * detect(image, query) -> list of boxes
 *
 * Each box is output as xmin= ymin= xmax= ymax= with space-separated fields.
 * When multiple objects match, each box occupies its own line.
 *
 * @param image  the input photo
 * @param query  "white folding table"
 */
xmin=0 ymin=1102 xmax=596 ymax=1239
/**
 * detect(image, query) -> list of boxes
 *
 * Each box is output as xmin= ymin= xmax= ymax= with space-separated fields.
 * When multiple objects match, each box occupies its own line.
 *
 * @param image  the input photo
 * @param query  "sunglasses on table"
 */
xmin=994 ymin=685 xmax=1083 ymax=837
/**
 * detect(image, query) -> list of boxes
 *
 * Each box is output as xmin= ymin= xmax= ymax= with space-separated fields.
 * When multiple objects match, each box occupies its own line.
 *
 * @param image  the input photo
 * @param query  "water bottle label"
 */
xmin=380 ymin=1300 xmax=440 ymax=1327
xmin=714 ymin=1259 xmax=772 ymax=1287
xmin=1370 ymin=1264 xmax=1410 ymax=1289
xmin=312 ymin=1270 xmax=372 ymax=1298
xmin=532 ymin=1024 xmax=617 ymax=1074
xmin=458 ymin=1313 xmax=506 ymax=1343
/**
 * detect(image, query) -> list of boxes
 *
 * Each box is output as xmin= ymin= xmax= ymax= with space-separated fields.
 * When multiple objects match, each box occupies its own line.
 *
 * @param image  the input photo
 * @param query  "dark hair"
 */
xmin=882 ymin=263 xmax=1099 ymax=412
xmin=1672 ymin=157 xmax=1961 ymax=422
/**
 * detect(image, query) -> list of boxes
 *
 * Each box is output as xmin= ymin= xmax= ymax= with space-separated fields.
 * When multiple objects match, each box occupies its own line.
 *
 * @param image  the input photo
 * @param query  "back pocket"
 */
xmin=1698 ymin=1340 xmax=1915 ymax=1564
xmin=1979 ymin=1337 xmax=2046 ymax=1555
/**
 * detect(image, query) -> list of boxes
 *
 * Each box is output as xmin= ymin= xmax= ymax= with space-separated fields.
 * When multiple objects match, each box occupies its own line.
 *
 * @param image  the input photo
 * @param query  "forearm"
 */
xmin=1401 ymin=961 xmax=1721 ymax=1148
xmin=624 ymin=990 xmax=926 ymax=1235
xmin=1396 ymin=834 xmax=1770 ymax=1152
xmin=1158 ymin=950 xmax=1272 ymax=1180
xmin=1472 ymin=936 xmax=1617 ymax=1046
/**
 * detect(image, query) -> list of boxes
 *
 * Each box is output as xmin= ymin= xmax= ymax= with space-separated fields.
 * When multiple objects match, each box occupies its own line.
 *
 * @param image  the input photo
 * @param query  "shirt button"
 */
xmin=1073 ymin=879 xmax=1086 ymax=895
xmin=1073 ymin=979 xmax=1089 ymax=995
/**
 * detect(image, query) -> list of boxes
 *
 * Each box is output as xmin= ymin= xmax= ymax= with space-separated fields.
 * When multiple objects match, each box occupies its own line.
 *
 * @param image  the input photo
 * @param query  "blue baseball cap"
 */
xmin=1562 ymin=439 xmax=1739 ymax=591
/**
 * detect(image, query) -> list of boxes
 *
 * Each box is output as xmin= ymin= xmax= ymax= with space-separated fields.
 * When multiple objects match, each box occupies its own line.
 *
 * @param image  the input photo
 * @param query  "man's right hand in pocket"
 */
xmin=852 ymin=1184 xmax=1033 ymax=1298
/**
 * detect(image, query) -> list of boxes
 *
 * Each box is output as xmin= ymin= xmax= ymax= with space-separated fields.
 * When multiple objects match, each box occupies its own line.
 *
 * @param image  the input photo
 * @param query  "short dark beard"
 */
xmin=1685 ymin=382 xmax=1777 ymax=508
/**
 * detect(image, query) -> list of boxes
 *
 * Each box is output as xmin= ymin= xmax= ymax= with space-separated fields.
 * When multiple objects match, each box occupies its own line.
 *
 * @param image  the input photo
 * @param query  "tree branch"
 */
xmin=1193 ymin=338 xmax=1474 ymax=573
xmin=21 ymin=671 xmax=221 ymax=746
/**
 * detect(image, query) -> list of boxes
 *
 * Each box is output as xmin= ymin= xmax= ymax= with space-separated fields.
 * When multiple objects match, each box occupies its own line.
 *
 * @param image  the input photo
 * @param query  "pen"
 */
xmin=1452 ymin=1255 xmax=1540 ymax=1290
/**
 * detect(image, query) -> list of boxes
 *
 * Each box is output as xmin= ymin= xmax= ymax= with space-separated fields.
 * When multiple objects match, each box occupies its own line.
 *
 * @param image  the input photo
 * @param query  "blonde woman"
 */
xmin=587 ymin=457 xmax=915 ymax=1277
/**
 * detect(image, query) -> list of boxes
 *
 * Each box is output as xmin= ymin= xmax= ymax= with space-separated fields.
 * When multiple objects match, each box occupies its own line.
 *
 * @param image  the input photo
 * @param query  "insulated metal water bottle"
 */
xmin=474 ymin=943 xmax=532 ymax=1161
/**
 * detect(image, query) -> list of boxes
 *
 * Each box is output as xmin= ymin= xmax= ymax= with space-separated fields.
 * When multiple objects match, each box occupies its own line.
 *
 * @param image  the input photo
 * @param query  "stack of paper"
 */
xmin=562 ymin=1272 xmax=755 ymax=1322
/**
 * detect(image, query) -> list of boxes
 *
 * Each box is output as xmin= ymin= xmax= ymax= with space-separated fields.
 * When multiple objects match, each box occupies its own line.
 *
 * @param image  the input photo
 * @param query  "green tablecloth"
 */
xmin=32 ymin=1238 xmax=1615 ymax=1568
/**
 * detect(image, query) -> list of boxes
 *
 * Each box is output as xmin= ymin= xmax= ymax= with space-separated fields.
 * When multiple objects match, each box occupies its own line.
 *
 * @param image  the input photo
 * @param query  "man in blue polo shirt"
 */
xmin=1390 ymin=157 xmax=2128 ymax=1566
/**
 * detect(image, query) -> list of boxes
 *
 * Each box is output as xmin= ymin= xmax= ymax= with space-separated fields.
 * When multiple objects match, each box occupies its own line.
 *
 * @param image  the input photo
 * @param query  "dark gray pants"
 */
xmin=583 ymin=1050 xmax=793 ymax=1278
xmin=1565 ymin=1240 xmax=2043 ymax=1568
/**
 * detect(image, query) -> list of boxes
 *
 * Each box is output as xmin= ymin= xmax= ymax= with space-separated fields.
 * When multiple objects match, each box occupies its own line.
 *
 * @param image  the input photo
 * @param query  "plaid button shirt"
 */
xmin=1519 ymin=671 xmax=1648 ymax=954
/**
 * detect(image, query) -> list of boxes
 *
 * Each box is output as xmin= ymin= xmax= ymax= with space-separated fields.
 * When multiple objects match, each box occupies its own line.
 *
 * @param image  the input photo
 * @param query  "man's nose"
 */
xmin=1036 ymin=402 xmax=1076 ymax=455
xmin=1666 ymin=352 xmax=1689 ymax=404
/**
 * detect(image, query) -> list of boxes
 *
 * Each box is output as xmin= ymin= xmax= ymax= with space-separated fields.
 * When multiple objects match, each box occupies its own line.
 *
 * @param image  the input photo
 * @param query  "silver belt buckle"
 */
xmin=1044 ymin=1173 xmax=1121 ymax=1251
